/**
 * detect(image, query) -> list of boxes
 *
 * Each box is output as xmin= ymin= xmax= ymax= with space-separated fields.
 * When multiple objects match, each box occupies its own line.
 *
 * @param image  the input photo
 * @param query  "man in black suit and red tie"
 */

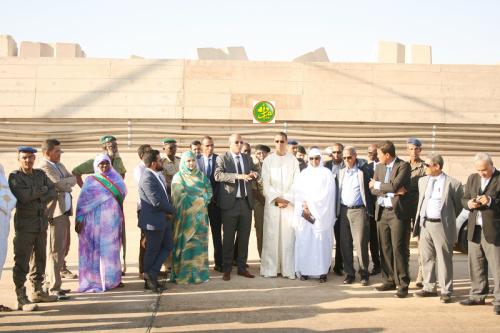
xmin=369 ymin=140 xmax=411 ymax=298
xmin=197 ymin=135 xmax=223 ymax=272
xmin=460 ymin=152 xmax=500 ymax=315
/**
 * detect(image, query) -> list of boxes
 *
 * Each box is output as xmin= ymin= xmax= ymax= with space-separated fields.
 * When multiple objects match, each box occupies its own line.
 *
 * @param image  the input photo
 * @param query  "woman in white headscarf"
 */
xmin=0 ymin=164 xmax=17 ymax=311
xmin=293 ymin=148 xmax=336 ymax=282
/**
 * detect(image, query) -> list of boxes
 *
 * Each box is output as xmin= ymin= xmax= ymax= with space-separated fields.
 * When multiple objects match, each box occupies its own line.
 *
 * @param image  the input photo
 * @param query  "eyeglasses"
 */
xmin=234 ymin=141 xmax=243 ymax=144
xmin=332 ymin=151 xmax=342 ymax=154
xmin=343 ymin=156 xmax=353 ymax=160
xmin=275 ymin=140 xmax=285 ymax=143
xmin=309 ymin=157 xmax=321 ymax=161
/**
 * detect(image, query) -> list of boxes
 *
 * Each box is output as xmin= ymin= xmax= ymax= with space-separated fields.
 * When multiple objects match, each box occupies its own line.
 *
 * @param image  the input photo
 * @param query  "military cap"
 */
xmin=287 ymin=139 xmax=298 ymax=145
xmin=17 ymin=146 xmax=37 ymax=154
xmin=99 ymin=135 xmax=117 ymax=144
xmin=406 ymin=137 xmax=422 ymax=147
xmin=161 ymin=138 xmax=177 ymax=144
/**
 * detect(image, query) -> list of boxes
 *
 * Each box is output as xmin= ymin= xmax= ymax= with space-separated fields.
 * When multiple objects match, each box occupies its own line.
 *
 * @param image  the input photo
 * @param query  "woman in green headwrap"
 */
xmin=171 ymin=150 xmax=213 ymax=284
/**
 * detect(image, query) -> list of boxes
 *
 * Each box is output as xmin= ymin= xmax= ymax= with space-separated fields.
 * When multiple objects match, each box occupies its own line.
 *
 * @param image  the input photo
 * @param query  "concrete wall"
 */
xmin=0 ymin=57 xmax=499 ymax=124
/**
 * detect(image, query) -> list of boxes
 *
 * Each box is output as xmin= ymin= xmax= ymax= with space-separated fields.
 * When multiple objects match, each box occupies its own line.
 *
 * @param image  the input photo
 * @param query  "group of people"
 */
xmin=0 ymin=132 xmax=499 ymax=317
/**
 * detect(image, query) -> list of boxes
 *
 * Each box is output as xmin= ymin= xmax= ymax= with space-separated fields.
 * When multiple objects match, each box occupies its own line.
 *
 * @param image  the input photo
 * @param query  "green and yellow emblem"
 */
xmin=253 ymin=101 xmax=276 ymax=123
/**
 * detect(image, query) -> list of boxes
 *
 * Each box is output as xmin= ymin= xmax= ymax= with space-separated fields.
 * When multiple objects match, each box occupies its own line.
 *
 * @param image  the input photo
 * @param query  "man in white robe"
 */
xmin=260 ymin=132 xmax=300 ymax=279
xmin=0 ymin=164 xmax=17 ymax=311
xmin=294 ymin=148 xmax=336 ymax=282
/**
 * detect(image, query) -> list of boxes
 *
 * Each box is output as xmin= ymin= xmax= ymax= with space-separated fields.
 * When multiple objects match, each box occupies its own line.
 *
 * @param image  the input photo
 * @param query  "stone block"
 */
xmin=293 ymin=47 xmax=329 ymax=62
xmin=411 ymin=44 xmax=432 ymax=64
xmin=54 ymin=43 xmax=84 ymax=58
xmin=197 ymin=48 xmax=228 ymax=60
xmin=224 ymin=47 xmax=248 ymax=60
xmin=19 ymin=42 xmax=54 ymax=58
xmin=0 ymin=35 xmax=18 ymax=57
xmin=378 ymin=41 xmax=405 ymax=64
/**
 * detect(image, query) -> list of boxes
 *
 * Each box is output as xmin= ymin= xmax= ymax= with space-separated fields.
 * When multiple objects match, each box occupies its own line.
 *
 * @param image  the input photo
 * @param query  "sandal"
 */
xmin=0 ymin=305 xmax=13 ymax=312
xmin=319 ymin=275 xmax=327 ymax=283
xmin=300 ymin=275 xmax=309 ymax=281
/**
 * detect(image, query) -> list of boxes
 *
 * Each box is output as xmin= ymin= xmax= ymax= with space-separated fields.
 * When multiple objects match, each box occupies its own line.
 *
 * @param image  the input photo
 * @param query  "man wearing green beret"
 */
xmin=71 ymin=135 xmax=128 ymax=275
xmin=160 ymin=138 xmax=180 ymax=197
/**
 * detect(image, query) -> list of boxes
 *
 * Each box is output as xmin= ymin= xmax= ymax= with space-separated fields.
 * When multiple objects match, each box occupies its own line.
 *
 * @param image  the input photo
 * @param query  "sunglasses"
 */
xmin=424 ymin=162 xmax=432 ymax=167
xmin=309 ymin=156 xmax=321 ymax=161
xmin=343 ymin=156 xmax=353 ymax=160
xmin=332 ymin=151 xmax=342 ymax=154
xmin=275 ymin=140 xmax=285 ymax=143
xmin=234 ymin=141 xmax=243 ymax=144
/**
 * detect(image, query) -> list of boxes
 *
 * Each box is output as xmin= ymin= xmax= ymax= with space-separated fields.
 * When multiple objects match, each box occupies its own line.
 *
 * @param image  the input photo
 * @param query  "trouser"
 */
xmin=377 ymin=208 xmax=410 ymax=288
xmin=61 ymin=218 xmax=71 ymax=271
xmin=144 ymin=225 xmax=173 ymax=281
xmin=419 ymin=221 xmax=453 ymax=295
xmin=139 ymin=230 xmax=146 ymax=274
xmin=333 ymin=219 xmax=343 ymax=271
xmin=368 ymin=214 xmax=381 ymax=269
xmin=46 ymin=215 xmax=70 ymax=292
xmin=222 ymin=198 xmax=252 ymax=273
xmin=467 ymin=226 xmax=500 ymax=306
xmin=208 ymin=204 xmax=223 ymax=267
xmin=340 ymin=206 xmax=370 ymax=279
xmin=14 ymin=229 xmax=47 ymax=292
xmin=253 ymin=199 xmax=265 ymax=258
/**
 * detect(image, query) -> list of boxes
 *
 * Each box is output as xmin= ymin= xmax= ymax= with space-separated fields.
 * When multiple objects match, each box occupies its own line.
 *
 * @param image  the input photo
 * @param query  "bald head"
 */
xmin=229 ymin=133 xmax=243 ymax=154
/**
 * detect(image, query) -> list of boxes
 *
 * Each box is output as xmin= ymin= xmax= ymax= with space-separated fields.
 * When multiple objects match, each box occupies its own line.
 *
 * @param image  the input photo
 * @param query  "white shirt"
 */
xmin=230 ymin=152 xmax=246 ymax=198
xmin=475 ymin=174 xmax=493 ymax=227
xmin=375 ymin=158 xmax=396 ymax=208
xmin=425 ymin=173 xmax=445 ymax=219
xmin=203 ymin=154 xmax=214 ymax=175
xmin=134 ymin=161 xmax=146 ymax=211
xmin=46 ymin=159 xmax=72 ymax=213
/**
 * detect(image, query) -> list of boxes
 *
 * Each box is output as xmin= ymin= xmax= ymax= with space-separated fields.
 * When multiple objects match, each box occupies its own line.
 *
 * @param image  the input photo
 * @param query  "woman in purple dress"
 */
xmin=75 ymin=154 xmax=127 ymax=292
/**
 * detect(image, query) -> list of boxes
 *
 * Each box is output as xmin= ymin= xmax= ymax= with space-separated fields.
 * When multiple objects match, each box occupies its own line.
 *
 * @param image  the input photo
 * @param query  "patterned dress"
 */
xmin=76 ymin=154 xmax=127 ymax=292
xmin=171 ymin=151 xmax=212 ymax=284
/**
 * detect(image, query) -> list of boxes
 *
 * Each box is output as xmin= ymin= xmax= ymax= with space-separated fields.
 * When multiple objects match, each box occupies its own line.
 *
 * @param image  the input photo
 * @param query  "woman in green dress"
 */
xmin=171 ymin=150 xmax=213 ymax=284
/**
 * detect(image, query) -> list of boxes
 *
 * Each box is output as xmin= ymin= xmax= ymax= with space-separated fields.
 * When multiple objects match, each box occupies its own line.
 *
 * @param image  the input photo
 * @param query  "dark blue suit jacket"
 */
xmin=197 ymin=153 xmax=219 ymax=203
xmin=138 ymin=168 xmax=175 ymax=230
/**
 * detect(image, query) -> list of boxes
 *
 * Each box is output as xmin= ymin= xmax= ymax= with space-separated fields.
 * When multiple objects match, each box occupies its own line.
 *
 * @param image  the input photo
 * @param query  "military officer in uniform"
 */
xmin=160 ymin=138 xmax=180 ymax=196
xmin=9 ymin=146 xmax=57 ymax=311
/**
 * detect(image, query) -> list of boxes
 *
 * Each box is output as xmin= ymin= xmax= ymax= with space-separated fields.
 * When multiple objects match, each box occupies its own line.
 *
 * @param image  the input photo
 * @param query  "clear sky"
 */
xmin=1 ymin=0 xmax=499 ymax=64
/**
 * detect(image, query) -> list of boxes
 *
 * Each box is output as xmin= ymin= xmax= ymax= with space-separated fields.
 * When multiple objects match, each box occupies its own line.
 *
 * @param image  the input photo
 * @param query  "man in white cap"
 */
xmin=294 ymin=147 xmax=336 ymax=282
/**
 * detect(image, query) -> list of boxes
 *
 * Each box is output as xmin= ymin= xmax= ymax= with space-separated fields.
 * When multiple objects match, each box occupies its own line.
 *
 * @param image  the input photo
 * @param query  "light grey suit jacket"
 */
xmin=39 ymin=159 xmax=77 ymax=219
xmin=413 ymin=173 xmax=463 ymax=244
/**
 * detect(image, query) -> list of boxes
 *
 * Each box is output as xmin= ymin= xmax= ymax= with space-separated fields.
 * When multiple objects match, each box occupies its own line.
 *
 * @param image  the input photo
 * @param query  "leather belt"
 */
xmin=381 ymin=206 xmax=393 ymax=211
xmin=341 ymin=204 xmax=365 ymax=209
xmin=425 ymin=218 xmax=441 ymax=222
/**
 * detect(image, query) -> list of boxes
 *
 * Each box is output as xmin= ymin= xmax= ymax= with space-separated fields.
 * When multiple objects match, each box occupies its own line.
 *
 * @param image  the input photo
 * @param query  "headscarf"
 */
xmin=93 ymin=153 xmax=112 ymax=175
xmin=307 ymin=147 xmax=324 ymax=168
xmin=0 ymin=164 xmax=16 ymax=216
xmin=179 ymin=151 xmax=202 ymax=176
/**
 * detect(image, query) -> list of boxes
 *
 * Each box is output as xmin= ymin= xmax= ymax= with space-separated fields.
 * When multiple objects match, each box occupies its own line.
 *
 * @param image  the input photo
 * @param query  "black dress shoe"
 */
xmin=144 ymin=281 xmax=150 ymax=290
xmin=144 ymin=273 xmax=159 ymax=292
xmin=413 ymin=290 xmax=438 ymax=298
xmin=343 ymin=275 xmax=355 ymax=284
xmin=415 ymin=282 xmax=423 ymax=289
xmin=459 ymin=298 xmax=485 ymax=306
xmin=370 ymin=267 xmax=381 ymax=276
xmin=375 ymin=283 xmax=397 ymax=291
xmin=440 ymin=295 xmax=452 ymax=303
xmin=319 ymin=274 xmax=327 ymax=283
xmin=360 ymin=278 xmax=369 ymax=286
xmin=395 ymin=287 xmax=408 ymax=298
xmin=494 ymin=305 xmax=500 ymax=315
xmin=300 ymin=275 xmax=309 ymax=281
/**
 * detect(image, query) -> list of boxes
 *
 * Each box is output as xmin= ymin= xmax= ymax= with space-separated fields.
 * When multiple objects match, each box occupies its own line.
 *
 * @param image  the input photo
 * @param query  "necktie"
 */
xmin=420 ymin=178 xmax=436 ymax=220
xmin=55 ymin=163 xmax=65 ymax=177
xmin=235 ymin=155 xmax=246 ymax=197
xmin=384 ymin=166 xmax=392 ymax=183
xmin=206 ymin=158 xmax=212 ymax=177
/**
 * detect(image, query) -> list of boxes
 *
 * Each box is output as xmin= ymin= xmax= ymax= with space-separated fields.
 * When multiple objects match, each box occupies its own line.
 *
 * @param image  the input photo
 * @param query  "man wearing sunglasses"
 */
xmin=338 ymin=146 xmax=374 ymax=286
xmin=412 ymin=154 xmax=463 ymax=303
xmin=324 ymin=143 xmax=345 ymax=276
xmin=369 ymin=141 xmax=411 ymax=298
xmin=261 ymin=132 xmax=300 ymax=279
xmin=214 ymin=133 xmax=258 ymax=281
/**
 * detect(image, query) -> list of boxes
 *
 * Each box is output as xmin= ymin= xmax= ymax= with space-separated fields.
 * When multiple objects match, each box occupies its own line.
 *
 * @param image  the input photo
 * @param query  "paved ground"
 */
xmin=0 ymin=152 xmax=499 ymax=332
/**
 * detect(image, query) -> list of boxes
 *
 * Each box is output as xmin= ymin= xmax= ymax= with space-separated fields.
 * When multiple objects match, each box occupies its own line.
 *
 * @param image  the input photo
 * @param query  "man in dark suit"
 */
xmin=366 ymin=144 xmax=381 ymax=275
xmin=138 ymin=149 xmax=176 ymax=292
xmin=460 ymin=153 xmax=500 ymax=315
xmin=197 ymin=135 xmax=223 ymax=272
xmin=214 ymin=133 xmax=258 ymax=281
xmin=369 ymin=140 xmax=411 ymax=298
xmin=324 ymin=143 xmax=345 ymax=276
